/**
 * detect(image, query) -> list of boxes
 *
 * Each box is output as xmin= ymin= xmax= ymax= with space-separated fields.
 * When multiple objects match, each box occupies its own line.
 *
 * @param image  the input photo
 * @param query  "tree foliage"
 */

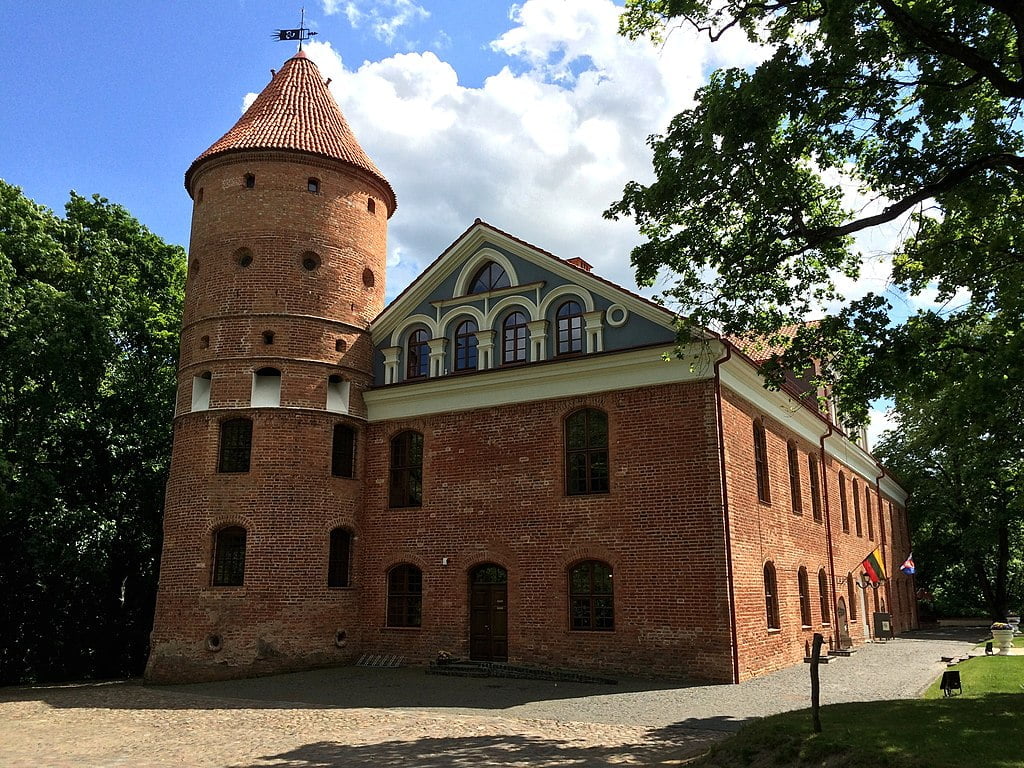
xmin=0 ymin=180 xmax=184 ymax=683
xmin=874 ymin=316 xmax=1023 ymax=618
xmin=608 ymin=0 xmax=1024 ymax=425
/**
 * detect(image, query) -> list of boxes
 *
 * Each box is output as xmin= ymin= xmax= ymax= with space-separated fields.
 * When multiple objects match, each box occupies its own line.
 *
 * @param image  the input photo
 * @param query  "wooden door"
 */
xmin=469 ymin=564 xmax=508 ymax=661
xmin=837 ymin=597 xmax=851 ymax=649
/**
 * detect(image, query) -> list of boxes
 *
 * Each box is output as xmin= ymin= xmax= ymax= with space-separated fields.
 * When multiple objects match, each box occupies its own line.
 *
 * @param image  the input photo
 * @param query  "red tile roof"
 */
xmin=727 ymin=321 xmax=819 ymax=363
xmin=185 ymin=51 xmax=395 ymax=212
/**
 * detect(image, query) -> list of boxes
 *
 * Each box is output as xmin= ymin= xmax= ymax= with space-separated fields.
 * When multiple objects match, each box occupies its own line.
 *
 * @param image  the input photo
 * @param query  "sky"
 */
xmin=1 ymin=0 xmax=904 ymax=444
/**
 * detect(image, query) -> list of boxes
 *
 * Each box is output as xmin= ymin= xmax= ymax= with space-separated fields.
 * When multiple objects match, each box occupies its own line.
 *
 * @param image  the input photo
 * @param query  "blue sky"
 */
xmin=2 ymin=0 xmax=906 ymax=442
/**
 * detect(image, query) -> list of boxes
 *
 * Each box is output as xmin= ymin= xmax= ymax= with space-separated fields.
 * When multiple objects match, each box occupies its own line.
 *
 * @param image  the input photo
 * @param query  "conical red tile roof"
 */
xmin=185 ymin=51 xmax=395 ymax=211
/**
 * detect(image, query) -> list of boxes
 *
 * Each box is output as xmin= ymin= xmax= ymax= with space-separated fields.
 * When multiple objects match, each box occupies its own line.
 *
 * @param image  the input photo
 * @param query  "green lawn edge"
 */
xmin=685 ymin=656 xmax=1024 ymax=768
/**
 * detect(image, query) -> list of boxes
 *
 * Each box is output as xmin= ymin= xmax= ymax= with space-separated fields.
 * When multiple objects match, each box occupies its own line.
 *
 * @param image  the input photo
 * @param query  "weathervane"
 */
xmin=273 ymin=7 xmax=318 ymax=50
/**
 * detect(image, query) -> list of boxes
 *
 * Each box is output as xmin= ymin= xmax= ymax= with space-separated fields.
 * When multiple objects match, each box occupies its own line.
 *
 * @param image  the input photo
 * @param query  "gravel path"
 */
xmin=0 ymin=628 xmax=982 ymax=767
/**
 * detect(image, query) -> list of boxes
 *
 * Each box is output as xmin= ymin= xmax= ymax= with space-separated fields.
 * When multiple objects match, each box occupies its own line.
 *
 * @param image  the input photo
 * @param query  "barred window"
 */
xmin=565 ymin=408 xmax=609 ymax=495
xmin=212 ymin=526 xmax=246 ymax=586
xmin=387 ymin=564 xmax=422 ymax=627
xmin=218 ymin=419 xmax=252 ymax=473
xmin=764 ymin=562 xmax=780 ymax=629
xmin=787 ymin=441 xmax=802 ymax=514
xmin=389 ymin=431 xmax=423 ymax=508
xmin=327 ymin=528 xmax=352 ymax=588
xmin=754 ymin=420 xmax=771 ymax=503
xmin=331 ymin=424 xmax=356 ymax=478
xmin=569 ymin=560 xmax=613 ymax=631
xmin=798 ymin=567 xmax=812 ymax=627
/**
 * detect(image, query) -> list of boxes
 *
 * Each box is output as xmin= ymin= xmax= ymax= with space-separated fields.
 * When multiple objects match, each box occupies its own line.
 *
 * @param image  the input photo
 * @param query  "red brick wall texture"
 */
xmin=146 ymin=149 xmax=915 ymax=685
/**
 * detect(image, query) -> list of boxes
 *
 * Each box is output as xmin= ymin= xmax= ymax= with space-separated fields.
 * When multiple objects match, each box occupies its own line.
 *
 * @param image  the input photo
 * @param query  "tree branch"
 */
xmin=877 ymin=0 xmax=1024 ymax=98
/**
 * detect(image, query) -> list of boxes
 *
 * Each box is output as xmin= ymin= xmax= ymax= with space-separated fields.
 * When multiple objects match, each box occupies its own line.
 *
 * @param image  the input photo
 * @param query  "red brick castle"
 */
xmin=145 ymin=52 xmax=916 ymax=685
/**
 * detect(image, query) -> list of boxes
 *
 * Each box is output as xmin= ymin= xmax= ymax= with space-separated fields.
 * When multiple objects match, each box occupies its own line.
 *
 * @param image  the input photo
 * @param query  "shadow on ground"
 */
xmin=231 ymin=723 xmax=738 ymax=768
xmin=899 ymin=627 xmax=989 ymax=644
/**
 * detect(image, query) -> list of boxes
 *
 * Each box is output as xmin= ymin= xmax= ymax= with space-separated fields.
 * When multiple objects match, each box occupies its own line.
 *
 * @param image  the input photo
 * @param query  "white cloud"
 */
xmin=324 ymin=0 xmax=430 ymax=45
xmin=301 ymin=0 xmax=766 ymax=302
xmin=867 ymin=399 xmax=896 ymax=450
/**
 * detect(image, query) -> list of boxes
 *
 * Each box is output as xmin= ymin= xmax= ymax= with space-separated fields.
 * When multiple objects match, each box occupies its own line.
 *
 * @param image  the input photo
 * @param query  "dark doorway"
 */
xmin=469 ymin=564 xmax=508 ymax=661
xmin=837 ymin=596 xmax=851 ymax=649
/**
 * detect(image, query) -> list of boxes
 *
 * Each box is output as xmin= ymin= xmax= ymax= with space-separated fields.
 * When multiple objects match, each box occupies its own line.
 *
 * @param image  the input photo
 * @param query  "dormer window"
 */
xmin=469 ymin=262 xmax=510 ymax=294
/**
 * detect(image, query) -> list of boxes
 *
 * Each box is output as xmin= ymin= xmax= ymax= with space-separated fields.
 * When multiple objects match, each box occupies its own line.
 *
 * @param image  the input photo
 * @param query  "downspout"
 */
xmin=819 ymin=425 xmax=839 ymax=648
xmin=713 ymin=342 xmax=740 ymax=684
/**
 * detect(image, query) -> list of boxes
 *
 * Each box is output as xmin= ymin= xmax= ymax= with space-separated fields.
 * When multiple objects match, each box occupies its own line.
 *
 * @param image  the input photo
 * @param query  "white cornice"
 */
xmin=364 ymin=344 xmax=705 ymax=421
xmin=719 ymin=351 xmax=907 ymax=502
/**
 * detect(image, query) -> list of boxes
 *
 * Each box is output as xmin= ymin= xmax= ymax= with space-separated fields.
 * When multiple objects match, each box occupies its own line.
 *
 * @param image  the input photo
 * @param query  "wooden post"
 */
xmin=810 ymin=632 xmax=823 ymax=733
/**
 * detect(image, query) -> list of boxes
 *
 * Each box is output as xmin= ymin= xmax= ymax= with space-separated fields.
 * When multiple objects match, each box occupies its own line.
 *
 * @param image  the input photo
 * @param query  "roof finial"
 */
xmin=272 ymin=7 xmax=318 ymax=52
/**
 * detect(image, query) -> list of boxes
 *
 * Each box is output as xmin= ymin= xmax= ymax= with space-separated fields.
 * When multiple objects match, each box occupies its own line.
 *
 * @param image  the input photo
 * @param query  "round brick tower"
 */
xmin=146 ymin=51 xmax=395 ymax=682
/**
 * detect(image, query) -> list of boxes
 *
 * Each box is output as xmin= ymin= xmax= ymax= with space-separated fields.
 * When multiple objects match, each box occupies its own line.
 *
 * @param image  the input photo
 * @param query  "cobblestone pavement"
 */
xmin=0 ymin=628 xmax=981 ymax=768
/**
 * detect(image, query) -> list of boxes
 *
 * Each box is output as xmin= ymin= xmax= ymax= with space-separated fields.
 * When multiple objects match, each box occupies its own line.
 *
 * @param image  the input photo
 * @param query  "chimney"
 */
xmin=566 ymin=256 xmax=592 ymax=272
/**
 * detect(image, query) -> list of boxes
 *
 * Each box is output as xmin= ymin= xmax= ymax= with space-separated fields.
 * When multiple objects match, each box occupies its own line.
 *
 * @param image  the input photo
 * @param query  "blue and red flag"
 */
xmin=900 ymin=553 xmax=915 ymax=575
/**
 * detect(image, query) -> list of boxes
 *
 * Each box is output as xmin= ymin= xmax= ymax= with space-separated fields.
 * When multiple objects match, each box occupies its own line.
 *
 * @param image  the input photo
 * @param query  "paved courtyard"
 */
xmin=0 ymin=628 xmax=982 ymax=767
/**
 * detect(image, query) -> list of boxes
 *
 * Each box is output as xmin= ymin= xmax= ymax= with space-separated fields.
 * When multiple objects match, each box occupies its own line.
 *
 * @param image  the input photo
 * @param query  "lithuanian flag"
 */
xmin=861 ymin=547 xmax=887 ymax=584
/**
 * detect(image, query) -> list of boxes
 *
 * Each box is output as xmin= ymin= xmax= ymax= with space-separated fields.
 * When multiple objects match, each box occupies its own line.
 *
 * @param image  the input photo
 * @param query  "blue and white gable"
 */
xmin=370 ymin=220 xmax=677 ymax=386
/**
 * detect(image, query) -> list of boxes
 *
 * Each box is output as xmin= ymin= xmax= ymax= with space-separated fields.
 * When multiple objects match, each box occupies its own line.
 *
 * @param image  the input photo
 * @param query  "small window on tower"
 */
xmin=335 ymin=338 xmax=347 ymax=353
xmin=308 ymin=178 xmax=320 ymax=194
xmin=234 ymin=248 xmax=254 ymax=268
xmin=200 ymin=335 xmax=210 ymax=349
xmin=362 ymin=268 xmax=375 ymax=288
xmin=367 ymin=197 xmax=376 ymax=214
xmin=262 ymin=330 xmax=275 ymax=346
xmin=197 ymin=187 xmax=204 ymax=203
xmin=244 ymin=173 xmax=255 ymax=189
xmin=301 ymin=251 xmax=321 ymax=271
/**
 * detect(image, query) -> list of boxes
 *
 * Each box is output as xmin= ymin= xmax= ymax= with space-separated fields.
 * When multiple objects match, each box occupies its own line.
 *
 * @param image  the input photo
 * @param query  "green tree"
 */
xmin=607 ymin=0 xmax=1024 ymax=425
xmin=874 ymin=316 xmax=1023 ymax=619
xmin=0 ymin=181 xmax=184 ymax=683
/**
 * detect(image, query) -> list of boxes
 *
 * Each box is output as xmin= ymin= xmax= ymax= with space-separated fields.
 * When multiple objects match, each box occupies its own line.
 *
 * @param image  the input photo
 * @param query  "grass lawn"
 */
xmin=975 ymin=635 xmax=1024 ymax=649
xmin=690 ymin=656 xmax=1024 ymax=767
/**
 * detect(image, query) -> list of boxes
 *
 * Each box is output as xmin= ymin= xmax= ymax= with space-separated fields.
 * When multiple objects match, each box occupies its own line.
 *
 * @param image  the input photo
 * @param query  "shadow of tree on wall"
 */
xmin=233 ymin=730 xmax=719 ymax=768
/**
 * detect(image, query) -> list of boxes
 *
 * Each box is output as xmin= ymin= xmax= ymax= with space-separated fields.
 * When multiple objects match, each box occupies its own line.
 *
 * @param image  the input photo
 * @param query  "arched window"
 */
xmin=853 ymin=479 xmax=863 ymax=537
xmin=389 ymin=431 xmax=423 ymax=508
xmin=866 ymin=489 xmax=875 ymax=540
xmin=327 ymin=528 xmax=352 ymax=588
xmin=753 ymin=420 xmax=770 ymax=503
xmin=798 ymin=567 xmax=812 ymax=627
xmin=847 ymin=572 xmax=857 ymax=619
xmin=568 ymin=560 xmax=613 ymax=631
xmin=406 ymin=329 xmax=429 ymax=380
xmin=469 ymin=262 xmax=510 ymax=294
xmin=787 ymin=441 xmax=802 ymax=514
xmin=818 ymin=568 xmax=831 ymax=624
xmin=218 ymin=418 xmax=252 ymax=473
xmin=387 ymin=564 xmax=422 ymax=627
xmin=212 ymin=526 xmax=246 ymax=586
xmin=565 ymin=408 xmax=609 ymax=495
xmin=454 ymin=319 xmax=479 ymax=371
xmin=808 ymin=454 xmax=822 ymax=521
xmin=556 ymin=300 xmax=584 ymax=356
xmin=764 ymin=562 xmax=780 ymax=629
xmin=839 ymin=472 xmax=850 ymax=532
xmin=252 ymin=367 xmax=281 ymax=407
xmin=331 ymin=424 xmax=356 ymax=478
xmin=501 ymin=311 xmax=528 ymax=364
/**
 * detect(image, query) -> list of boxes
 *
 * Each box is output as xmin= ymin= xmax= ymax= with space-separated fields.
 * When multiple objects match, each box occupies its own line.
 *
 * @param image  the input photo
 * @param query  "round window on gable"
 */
xmin=234 ymin=247 xmax=254 ymax=268
xmin=362 ymin=268 xmax=375 ymax=288
xmin=301 ymin=251 xmax=321 ymax=271
xmin=308 ymin=178 xmax=320 ymax=194
xmin=244 ymin=173 xmax=255 ymax=189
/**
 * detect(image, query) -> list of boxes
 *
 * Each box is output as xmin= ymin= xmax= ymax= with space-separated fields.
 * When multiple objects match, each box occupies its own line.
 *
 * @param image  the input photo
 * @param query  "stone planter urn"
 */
xmin=1006 ymin=614 xmax=1021 ymax=634
xmin=992 ymin=624 xmax=1015 ymax=655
